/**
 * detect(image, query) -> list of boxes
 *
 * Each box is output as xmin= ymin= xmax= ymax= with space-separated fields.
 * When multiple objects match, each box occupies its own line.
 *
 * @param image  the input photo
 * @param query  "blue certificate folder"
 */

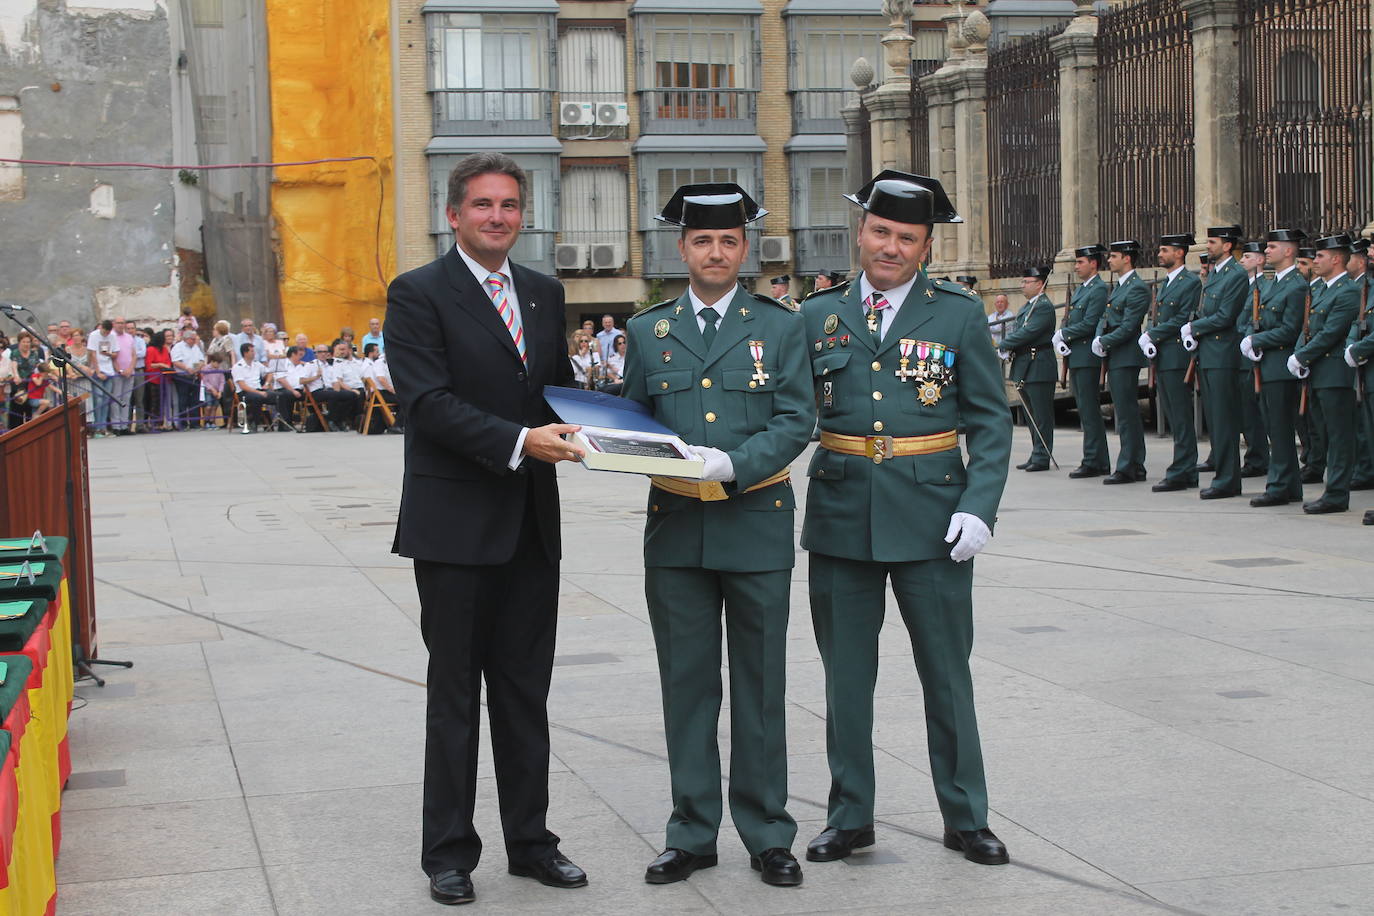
xmin=543 ymin=386 xmax=705 ymax=478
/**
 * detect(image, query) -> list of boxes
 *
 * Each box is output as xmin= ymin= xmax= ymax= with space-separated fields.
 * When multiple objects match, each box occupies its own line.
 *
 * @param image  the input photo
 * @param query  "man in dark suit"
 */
xmin=386 ymin=152 xmax=587 ymax=906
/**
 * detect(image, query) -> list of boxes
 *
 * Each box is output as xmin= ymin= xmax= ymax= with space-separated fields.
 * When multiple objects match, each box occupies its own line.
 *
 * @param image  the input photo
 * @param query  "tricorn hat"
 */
xmin=845 ymin=169 xmax=962 ymax=225
xmin=1074 ymin=244 xmax=1106 ymax=262
xmin=1022 ymin=266 xmax=1051 ymax=280
xmin=1314 ymin=233 xmax=1354 ymax=252
xmin=1240 ymin=240 xmax=1265 ymax=254
xmin=1350 ymin=237 xmax=1371 ymax=255
xmin=1108 ymin=239 xmax=1141 ymax=255
xmin=769 ymin=275 xmax=791 ymax=285
xmin=1299 ymin=247 xmax=1316 ymax=259
xmin=656 ymin=183 xmax=767 ymax=229
xmin=1266 ymin=228 xmax=1307 ymax=243
xmin=820 ymin=269 xmax=847 ymax=282
xmin=1207 ymin=225 xmax=1244 ymax=241
xmin=956 ymin=275 xmax=978 ymax=286
xmin=1160 ymin=233 xmax=1195 ymax=249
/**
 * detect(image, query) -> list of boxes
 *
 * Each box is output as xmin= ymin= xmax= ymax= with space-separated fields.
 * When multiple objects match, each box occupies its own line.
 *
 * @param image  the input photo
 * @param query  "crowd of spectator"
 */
xmin=569 ymin=313 xmax=626 ymax=394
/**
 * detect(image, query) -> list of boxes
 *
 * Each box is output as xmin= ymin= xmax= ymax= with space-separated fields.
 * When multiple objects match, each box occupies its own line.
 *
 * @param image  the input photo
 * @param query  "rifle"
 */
xmin=1059 ymin=275 xmax=1077 ymax=390
xmin=1298 ymin=286 xmax=1312 ymax=415
xmin=1358 ymin=273 xmax=1369 ymax=403
xmin=1251 ymin=281 xmax=1262 ymax=395
xmin=1099 ymin=277 xmax=1115 ymax=392
xmin=1146 ymin=271 xmax=1160 ymax=391
xmin=1184 ymin=263 xmax=1208 ymax=390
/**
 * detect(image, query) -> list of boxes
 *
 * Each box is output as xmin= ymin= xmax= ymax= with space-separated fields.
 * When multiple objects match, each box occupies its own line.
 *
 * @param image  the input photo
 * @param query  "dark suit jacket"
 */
xmin=387 ymin=246 xmax=574 ymax=566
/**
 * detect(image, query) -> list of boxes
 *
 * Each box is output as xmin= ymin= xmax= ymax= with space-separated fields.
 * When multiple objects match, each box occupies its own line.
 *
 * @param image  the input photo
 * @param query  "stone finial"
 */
xmin=962 ymin=7 xmax=991 ymax=54
xmin=850 ymin=57 xmax=875 ymax=89
xmin=882 ymin=0 xmax=915 ymax=29
xmin=1074 ymin=0 xmax=1095 ymax=16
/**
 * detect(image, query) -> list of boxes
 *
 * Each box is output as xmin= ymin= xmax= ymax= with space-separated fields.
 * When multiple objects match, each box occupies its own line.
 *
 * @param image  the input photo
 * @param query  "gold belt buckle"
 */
xmin=866 ymin=435 xmax=895 ymax=464
xmin=697 ymin=481 xmax=729 ymax=501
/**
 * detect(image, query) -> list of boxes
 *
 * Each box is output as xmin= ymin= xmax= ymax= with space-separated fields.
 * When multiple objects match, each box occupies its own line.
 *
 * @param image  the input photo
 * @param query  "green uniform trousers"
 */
xmin=1300 ymin=395 xmax=1327 ymax=473
xmin=809 ymin=551 xmax=987 ymax=832
xmin=1314 ymin=388 xmax=1357 ymax=508
xmin=1108 ymin=367 xmax=1146 ymax=475
xmin=645 ymin=567 xmax=796 ymax=856
xmin=1156 ymin=368 xmax=1198 ymax=485
xmin=1261 ymin=380 xmax=1303 ymax=500
xmin=1019 ymin=381 xmax=1054 ymax=467
xmin=1352 ymin=406 xmax=1373 ymax=485
xmin=1240 ymin=368 xmax=1269 ymax=472
xmin=1070 ymin=367 xmax=1111 ymax=471
xmin=1200 ymin=368 xmax=1242 ymax=493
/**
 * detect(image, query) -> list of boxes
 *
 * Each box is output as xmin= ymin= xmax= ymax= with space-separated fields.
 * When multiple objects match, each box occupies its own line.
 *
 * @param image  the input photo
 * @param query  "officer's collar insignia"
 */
xmin=674 ymin=304 xmax=684 ymax=316
xmin=739 ymin=306 xmax=750 ymax=318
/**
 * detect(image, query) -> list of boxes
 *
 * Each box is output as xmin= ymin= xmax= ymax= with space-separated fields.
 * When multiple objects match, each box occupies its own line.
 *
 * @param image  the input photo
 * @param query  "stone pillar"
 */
xmin=842 ymin=58 xmax=875 ymax=273
xmin=922 ymin=70 xmax=958 ymax=265
xmin=1181 ymin=0 xmax=1244 ymax=238
xmin=865 ymin=4 xmax=916 ymax=174
xmin=1049 ymin=0 xmax=1100 ymax=277
xmin=947 ymin=4 xmax=992 ymax=280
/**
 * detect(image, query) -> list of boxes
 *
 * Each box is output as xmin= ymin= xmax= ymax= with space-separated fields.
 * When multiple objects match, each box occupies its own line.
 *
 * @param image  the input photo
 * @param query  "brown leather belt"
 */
xmin=819 ymin=429 xmax=958 ymax=464
xmin=650 ymin=467 xmax=791 ymax=502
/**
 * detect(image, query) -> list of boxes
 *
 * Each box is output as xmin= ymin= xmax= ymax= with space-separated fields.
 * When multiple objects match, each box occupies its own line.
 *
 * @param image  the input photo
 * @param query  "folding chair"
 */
xmin=359 ymin=377 xmax=396 ymax=435
xmin=297 ymin=387 xmax=329 ymax=432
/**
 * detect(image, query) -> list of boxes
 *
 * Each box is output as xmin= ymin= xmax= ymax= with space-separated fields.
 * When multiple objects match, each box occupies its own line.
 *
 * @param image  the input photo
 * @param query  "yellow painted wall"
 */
xmin=267 ymin=0 xmax=396 ymax=346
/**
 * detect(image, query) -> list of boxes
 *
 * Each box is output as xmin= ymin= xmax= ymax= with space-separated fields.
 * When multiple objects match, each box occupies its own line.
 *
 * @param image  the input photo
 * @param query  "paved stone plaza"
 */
xmin=50 ymin=425 xmax=1374 ymax=914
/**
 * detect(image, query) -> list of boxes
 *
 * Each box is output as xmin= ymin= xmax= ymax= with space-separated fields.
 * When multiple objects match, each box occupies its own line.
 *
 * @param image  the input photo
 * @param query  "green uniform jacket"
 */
xmin=1248 ymin=268 xmax=1307 ymax=384
xmin=1062 ymin=276 xmax=1107 ymax=370
xmin=1146 ymin=269 xmax=1202 ymax=372
xmin=1294 ymin=274 xmax=1359 ymax=390
xmin=800 ymin=274 xmax=1012 ymax=563
xmin=1348 ymin=275 xmax=1374 ymax=365
xmin=1192 ymin=257 xmax=1247 ymax=370
xmin=1001 ymin=292 xmax=1056 ymax=384
xmin=622 ymin=287 xmax=815 ymax=572
xmin=1095 ymin=272 xmax=1149 ymax=370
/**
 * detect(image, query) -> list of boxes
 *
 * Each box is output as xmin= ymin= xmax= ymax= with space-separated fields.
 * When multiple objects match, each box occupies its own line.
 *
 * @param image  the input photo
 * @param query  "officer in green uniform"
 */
xmin=1184 ymin=225 xmax=1249 ymax=498
xmin=999 ymin=266 xmax=1056 ymax=471
xmin=1054 ymin=245 xmax=1111 ymax=477
xmin=1343 ymin=238 xmax=1374 ymax=524
xmin=809 ymin=270 xmax=847 ymax=299
xmin=1343 ymin=239 xmax=1372 ymax=491
xmin=621 ymin=184 xmax=813 ymax=887
xmin=1092 ymin=240 xmax=1149 ymax=484
xmin=1296 ymin=247 xmax=1327 ymax=482
xmin=770 ymin=274 xmax=798 ymax=310
xmin=799 ymin=170 xmax=1013 ymax=868
xmin=1141 ymin=234 xmax=1201 ymax=491
xmin=1289 ymin=233 xmax=1361 ymax=514
xmin=1240 ymin=229 xmax=1308 ymax=506
xmin=1237 ymin=240 xmax=1272 ymax=479
xmin=956 ymin=275 xmax=979 ymax=293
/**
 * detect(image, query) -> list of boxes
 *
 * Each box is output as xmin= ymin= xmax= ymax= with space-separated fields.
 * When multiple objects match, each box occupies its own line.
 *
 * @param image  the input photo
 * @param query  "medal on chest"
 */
xmin=896 ymin=338 xmax=918 ymax=382
xmin=911 ymin=341 xmax=957 ymax=406
xmin=749 ymin=340 xmax=769 ymax=387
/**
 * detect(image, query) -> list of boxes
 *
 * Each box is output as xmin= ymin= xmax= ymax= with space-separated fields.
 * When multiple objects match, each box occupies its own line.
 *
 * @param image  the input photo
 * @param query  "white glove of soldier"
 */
xmin=1286 ymin=354 xmax=1310 ymax=379
xmin=1054 ymin=338 xmax=1071 ymax=357
xmin=1051 ymin=329 xmax=1065 ymax=349
xmin=997 ymin=349 xmax=1010 ymax=361
xmin=945 ymin=512 xmax=991 ymax=563
xmin=1345 ymin=345 xmax=1360 ymax=368
xmin=1181 ymin=322 xmax=1198 ymax=351
xmin=1240 ymin=336 xmax=1262 ymax=362
xmin=1137 ymin=332 xmax=1157 ymax=359
xmin=689 ymin=445 xmax=735 ymax=482
xmin=1091 ymin=337 xmax=1106 ymax=358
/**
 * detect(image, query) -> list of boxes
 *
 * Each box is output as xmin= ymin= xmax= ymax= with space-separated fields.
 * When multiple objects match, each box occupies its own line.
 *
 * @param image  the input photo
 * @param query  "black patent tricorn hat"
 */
xmin=1160 ymin=233 xmax=1195 ymax=249
xmin=1314 ymin=233 xmax=1354 ymax=251
xmin=1266 ymin=228 xmax=1307 ymax=243
xmin=1240 ymin=240 xmax=1265 ymax=254
xmin=1207 ymin=224 xmax=1244 ymax=241
xmin=1074 ymin=244 xmax=1105 ymax=260
xmin=1351 ymin=237 xmax=1371 ymax=255
xmin=956 ymin=275 xmax=978 ymax=286
xmin=1108 ymin=239 xmax=1141 ymax=255
xmin=769 ymin=275 xmax=791 ymax=285
xmin=1022 ymin=266 xmax=1051 ymax=280
xmin=656 ymin=183 xmax=767 ymax=229
xmin=821 ymin=269 xmax=847 ymax=281
xmin=845 ymin=169 xmax=962 ymax=225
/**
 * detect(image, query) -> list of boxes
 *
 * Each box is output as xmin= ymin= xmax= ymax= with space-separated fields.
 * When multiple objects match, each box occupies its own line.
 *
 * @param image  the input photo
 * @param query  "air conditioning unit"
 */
xmin=759 ymin=235 xmax=791 ymax=262
xmin=589 ymin=243 xmax=626 ymax=270
xmin=559 ymin=102 xmax=594 ymax=126
xmin=555 ymin=243 xmax=588 ymax=270
xmin=594 ymin=101 xmax=629 ymax=126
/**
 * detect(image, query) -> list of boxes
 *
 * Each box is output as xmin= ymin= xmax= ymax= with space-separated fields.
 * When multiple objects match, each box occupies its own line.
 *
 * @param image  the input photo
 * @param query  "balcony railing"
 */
xmin=432 ymin=89 xmax=552 ymax=136
xmin=431 ymin=229 xmax=556 ymax=276
xmin=638 ymin=88 xmax=757 ymax=135
xmin=790 ymin=89 xmax=850 ymax=134
xmin=640 ymin=227 xmax=761 ymax=279
xmin=794 ymin=227 xmax=852 ymax=274
xmin=557 ymin=92 xmax=630 ymax=141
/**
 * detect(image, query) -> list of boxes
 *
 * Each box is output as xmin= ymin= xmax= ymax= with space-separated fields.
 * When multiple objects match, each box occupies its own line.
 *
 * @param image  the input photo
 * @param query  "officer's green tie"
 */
xmin=700 ymin=306 xmax=720 ymax=350
xmin=865 ymin=293 xmax=890 ymax=346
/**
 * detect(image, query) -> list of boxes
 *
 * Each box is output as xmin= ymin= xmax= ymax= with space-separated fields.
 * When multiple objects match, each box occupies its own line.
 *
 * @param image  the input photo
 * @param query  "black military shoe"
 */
xmin=1300 ymin=467 xmax=1325 ymax=484
xmin=943 ymin=827 xmax=1010 ymax=865
xmin=1196 ymin=461 xmax=1216 ymax=473
xmin=1102 ymin=471 xmax=1135 ymax=484
xmin=1350 ymin=478 xmax=1374 ymax=491
xmin=644 ymin=849 xmax=717 ymax=884
xmin=1151 ymin=479 xmax=1188 ymax=492
xmin=1024 ymin=463 xmax=1050 ymax=472
xmin=429 ymin=869 xmax=474 ymax=905
xmin=1068 ymin=466 xmax=1105 ymax=478
xmin=806 ymin=825 xmax=876 ymax=862
xmin=1132 ymin=466 xmax=1148 ymax=481
xmin=1015 ymin=460 xmax=1032 ymax=470
xmin=1249 ymin=493 xmax=1289 ymax=507
xmin=508 ymin=852 xmax=587 ymax=888
xmin=1200 ymin=487 xmax=1240 ymax=499
xmin=750 ymin=848 xmax=803 ymax=886
xmin=1363 ymin=509 xmax=1374 ymax=525
xmin=1302 ymin=499 xmax=1347 ymax=515
xmin=1240 ymin=465 xmax=1267 ymax=478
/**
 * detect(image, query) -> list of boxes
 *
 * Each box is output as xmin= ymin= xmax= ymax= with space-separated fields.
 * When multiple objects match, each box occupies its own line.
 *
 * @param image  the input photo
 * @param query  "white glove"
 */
xmin=945 ymin=512 xmax=991 ymax=563
xmin=1137 ymin=332 xmax=1157 ymax=359
xmin=1240 ymin=336 xmax=1262 ymax=362
xmin=1051 ymin=329 xmax=1065 ymax=349
xmin=1054 ymin=339 xmax=1072 ymax=357
xmin=1181 ymin=322 xmax=1198 ymax=351
xmin=1346 ymin=345 xmax=1360 ymax=368
xmin=689 ymin=445 xmax=735 ymax=482
xmin=1286 ymin=354 xmax=1309 ymax=379
xmin=1090 ymin=337 xmax=1106 ymax=358
xmin=997 ymin=349 xmax=1010 ymax=361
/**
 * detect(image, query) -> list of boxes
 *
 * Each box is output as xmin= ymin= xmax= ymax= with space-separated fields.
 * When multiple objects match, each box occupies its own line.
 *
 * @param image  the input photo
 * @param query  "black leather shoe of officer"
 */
xmin=1024 ymin=463 xmax=1050 ymax=472
xmin=1068 ymin=466 xmax=1105 ymax=479
xmin=1200 ymin=487 xmax=1240 ymax=500
xmin=1196 ymin=460 xmax=1216 ymax=473
xmin=750 ymin=848 xmax=803 ymax=886
xmin=508 ymin=852 xmax=588 ymax=889
xmin=1015 ymin=460 xmax=1032 ymax=470
xmin=429 ymin=869 xmax=475 ymax=905
xmin=1300 ymin=466 xmax=1325 ymax=484
xmin=1102 ymin=471 xmax=1135 ymax=484
xmin=1151 ymin=479 xmax=1188 ymax=492
xmin=1240 ymin=465 xmax=1267 ymax=478
xmin=943 ymin=827 xmax=1010 ymax=865
xmin=806 ymin=825 xmax=875 ymax=862
xmin=1363 ymin=509 xmax=1374 ymax=525
xmin=1133 ymin=466 xmax=1148 ymax=481
xmin=1351 ymin=478 xmax=1374 ymax=491
xmin=1302 ymin=499 xmax=1348 ymax=515
xmin=644 ymin=849 xmax=717 ymax=884
xmin=1249 ymin=493 xmax=1289 ymax=507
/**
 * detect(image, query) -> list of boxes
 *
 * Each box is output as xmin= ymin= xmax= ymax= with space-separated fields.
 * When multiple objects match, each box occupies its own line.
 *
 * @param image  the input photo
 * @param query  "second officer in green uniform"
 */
xmin=1141 ymin=233 xmax=1202 ymax=491
xmin=621 ymin=184 xmax=813 ymax=887
xmin=1055 ymin=245 xmax=1111 ymax=477
xmin=1092 ymin=240 xmax=1150 ymax=484
xmin=999 ymin=266 xmax=1057 ymax=471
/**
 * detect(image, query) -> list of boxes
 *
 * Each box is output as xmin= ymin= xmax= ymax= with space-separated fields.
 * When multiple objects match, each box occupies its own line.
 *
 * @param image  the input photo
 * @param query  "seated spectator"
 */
xmin=569 ymin=333 xmax=603 ymax=390
xmin=231 ymin=342 xmax=273 ymax=433
xmin=361 ymin=342 xmax=402 ymax=433
xmin=7 ymin=332 xmax=50 ymax=427
xmin=320 ymin=339 xmax=363 ymax=430
xmin=601 ymin=333 xmax=627 ymax=396
xmin=274 ymin=346 xmax=311 ymax=430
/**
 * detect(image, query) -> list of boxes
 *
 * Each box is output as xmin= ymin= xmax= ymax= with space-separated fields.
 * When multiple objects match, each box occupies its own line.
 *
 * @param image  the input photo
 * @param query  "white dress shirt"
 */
xmin=455 ymin=242 xmax=529 ymax=469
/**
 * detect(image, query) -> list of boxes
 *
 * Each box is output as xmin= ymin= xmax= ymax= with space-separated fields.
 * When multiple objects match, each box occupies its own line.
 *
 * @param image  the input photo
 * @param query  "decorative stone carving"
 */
xmin=850 ymin=57 xmax=875 ymax=89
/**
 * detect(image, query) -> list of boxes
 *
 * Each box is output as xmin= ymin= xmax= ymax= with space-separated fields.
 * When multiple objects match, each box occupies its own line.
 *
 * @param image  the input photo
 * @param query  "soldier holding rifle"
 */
xmin=1091 ymin=240 xmax=1149 ymax=484
xmin=1054 ymin=245 xmax=1111 ymax=477
xmin=1344 ymin=238 xmax=1374 ymax=524
xmin=999 ymin=266 xmax=1057 ymax=472
xmin=1237 ymin=240 xmax=1271 ymax=479
xmin=1140 ymin=234 xmax=1201 ymax=491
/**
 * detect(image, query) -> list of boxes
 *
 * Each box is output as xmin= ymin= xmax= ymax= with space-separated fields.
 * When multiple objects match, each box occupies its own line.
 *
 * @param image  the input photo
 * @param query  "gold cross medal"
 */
xmin=896 ymin=338 xmax=918 ymax=382
xmin=866 ymin=307 xmax=879 ymax=335
xmin=654 ymin=319 xmax=670 ymax=338
xmin=749 ymin=341 xmax=769 ymax=386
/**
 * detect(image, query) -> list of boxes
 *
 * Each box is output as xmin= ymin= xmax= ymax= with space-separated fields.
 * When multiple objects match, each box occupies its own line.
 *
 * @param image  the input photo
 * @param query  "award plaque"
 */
xmin=544 ymin=386 xmax=705 ymax=478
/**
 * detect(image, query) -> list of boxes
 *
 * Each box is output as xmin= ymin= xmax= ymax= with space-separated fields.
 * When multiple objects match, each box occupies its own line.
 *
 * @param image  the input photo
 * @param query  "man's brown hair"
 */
xmin=446 ymin=152 xmax=528 ymax=212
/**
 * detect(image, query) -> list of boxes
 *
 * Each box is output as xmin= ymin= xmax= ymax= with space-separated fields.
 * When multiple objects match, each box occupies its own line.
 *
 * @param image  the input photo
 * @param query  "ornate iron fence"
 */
xmin=987 ymin=25 xmax=1063 ymax=279
xmin=909 ymin=59 xmax=940 ymax=176
xmin=1238 ymin=0 xmax=1372 ymax=237
xmin=1097 ymin=0 xmax=1194 ymax=268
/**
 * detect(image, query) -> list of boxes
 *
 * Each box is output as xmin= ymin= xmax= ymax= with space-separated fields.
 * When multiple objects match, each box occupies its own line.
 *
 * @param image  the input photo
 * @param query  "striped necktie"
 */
xmin=485 ymin=272 xmax=526 ymax=363
xmin=865 ymin=292 xmax=890 ymax=345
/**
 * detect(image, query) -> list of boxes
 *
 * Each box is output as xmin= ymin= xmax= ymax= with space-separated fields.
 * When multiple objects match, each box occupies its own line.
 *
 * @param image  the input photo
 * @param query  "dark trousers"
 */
xmin=1107 ymin=367 xmax=1145 ymax=475
xmin=238 ymin=389 xmax=272 ymax=426
xmin=1200 ymin=368 xmax=1242 ymax=493
xmin=1070 ymin=366 xmax=1110 ymax=471
xmin=1314 ymin=387 xmax=1357 ymax=508
xmin=1018 ymin=381 xmax=1054 ymax=467
xmin=316 ymin=388 xmax=359 ymax=428
xmin=414 ymin=493 xmax=560 ymax=875
xmin=1300 ymin=393 xmax=1327 ymax=472
xmin=644 ymin=566 xmax=795 ymax=856
xmin=1261 ymin=380 xmax=1303 ymax=500
xmin=173 ymin=374 xmax=202 ymax=428
xmin=275 ymin=390 xmax=305 ymax=425
xmin=810 ymin=551 xmax=987 ymax=832
xmin=1240 ymin=367 xmax=1269 ymax=471
xmin=1156 ymin=368 xmax=1197 ymax=484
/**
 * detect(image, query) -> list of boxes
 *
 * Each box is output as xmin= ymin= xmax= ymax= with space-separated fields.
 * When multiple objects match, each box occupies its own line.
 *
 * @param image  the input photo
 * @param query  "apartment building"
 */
xmin=394 ymin=0 xmax=950 ymax=324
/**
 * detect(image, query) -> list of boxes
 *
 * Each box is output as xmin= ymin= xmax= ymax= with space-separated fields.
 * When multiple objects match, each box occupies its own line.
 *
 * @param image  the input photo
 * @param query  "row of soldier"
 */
xmin=998 ymin=227 xmax=1373 ymax=524
xmin=228 ymin=338 xmax=402 ymax=433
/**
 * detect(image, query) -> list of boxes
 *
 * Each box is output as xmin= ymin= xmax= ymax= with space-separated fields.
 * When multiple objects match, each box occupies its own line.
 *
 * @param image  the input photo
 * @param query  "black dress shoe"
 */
xmin=1024 ymin=463 xmax=1050 ymax=472
xmin=1363 ymin=509 xmax=1374 ymax=525
xmin=942 ymin=827 xmax=1009 ymax=865
xmin=1350 ymin=479 xmax=1374 ymax=491
xmin=806 ymin=824 xmax=875 ymax=862
xmin=1241 ymin=465 xmax=1267 ymax=478
xmin=750 ymin=848 xmax=803 ymax=887
xmin=1151 ymin=479 xmax=1188 ymax=492
xmin=1302 ymin=499 xmax=1347 ymax=515
xmin=429 ymin=869 xmax=474 ymax=905
xmin=1200 ymin=487 xmax=1240 ymax=500
xmin=1068 ymin=466 xmax=1106 ymax=479
xmin=1249 ymin=493 xmax=1289 ymax=507
xmin=1102 ymin=471 xmax=1135 ymax=485
xmin=1133 ymin=467 xmax=1148 ymax=481
xmin=644 ymin=848 xmax=717 ymax=885
xmin=1300 ymin=467 xmax=1325 ymax=484
xmin=1196 ymin=461 xmax=1216 ymax=473
xmin=508 ymin=853 xmax=588 ymax=889
xmin=1015 ymin=460 xmax=1032 ymax=470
